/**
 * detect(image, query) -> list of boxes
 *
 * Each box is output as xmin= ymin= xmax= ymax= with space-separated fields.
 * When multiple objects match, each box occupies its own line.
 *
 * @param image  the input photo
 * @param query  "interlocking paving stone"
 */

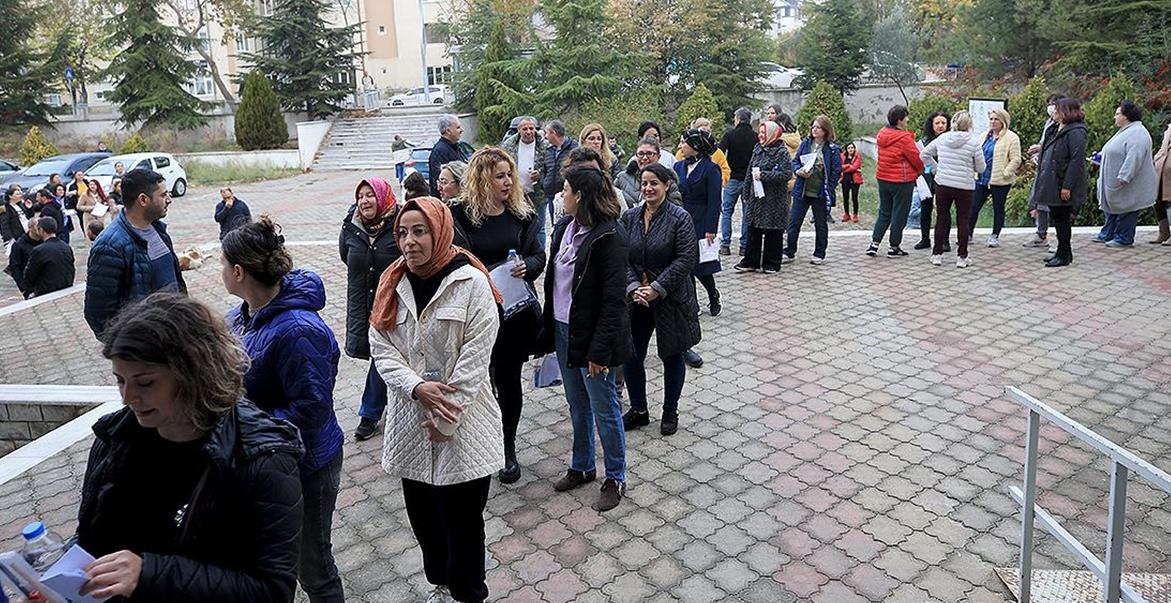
xmin=3 ymin=170 xmax=1171 ymax=600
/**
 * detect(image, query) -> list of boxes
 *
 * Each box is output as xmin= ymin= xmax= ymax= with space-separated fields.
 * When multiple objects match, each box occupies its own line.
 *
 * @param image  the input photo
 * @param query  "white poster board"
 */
xmin=968 ymin=97 xmax=1008 ymax=136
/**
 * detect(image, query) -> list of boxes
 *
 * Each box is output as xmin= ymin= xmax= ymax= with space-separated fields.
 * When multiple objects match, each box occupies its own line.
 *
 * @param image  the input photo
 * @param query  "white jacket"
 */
xmin=921 ymin=131 xmax=987 ymax=191
xmin=371 ymin=264 xmax=504 ymax=486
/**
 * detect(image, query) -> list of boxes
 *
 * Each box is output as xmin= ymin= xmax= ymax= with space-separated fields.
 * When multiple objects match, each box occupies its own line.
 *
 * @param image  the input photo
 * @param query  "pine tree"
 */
xmin=20 ymin=127 xmax=59 ymax=166
xmin=245 ymin=0 xmax=362 ymax=119
xmin=1008 ymin=77 xmax=1051 ymax=150
xmin=675 ymin=84 xmax=720 ymax=135
xmin=797 ymin=81 xmax=853 ymax=144
xmin=235 ymin=71 xmax=287 ymax=150
xmin=102 ymin=0 xmax=209 ymax=129
xmin=0 ymin=0 xmax=54 ymax=123
xmin=472 ymin=20 xmax=529 ymax=143
xmin=793 ymin=0 xmax=872 ymax=95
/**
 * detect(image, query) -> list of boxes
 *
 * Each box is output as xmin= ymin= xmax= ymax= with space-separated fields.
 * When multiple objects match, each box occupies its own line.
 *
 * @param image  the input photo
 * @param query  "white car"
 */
xmin=86 ymin=152 xmax=189 ymax=197
xmin=387 ymin=85 xmax=450 ymax=107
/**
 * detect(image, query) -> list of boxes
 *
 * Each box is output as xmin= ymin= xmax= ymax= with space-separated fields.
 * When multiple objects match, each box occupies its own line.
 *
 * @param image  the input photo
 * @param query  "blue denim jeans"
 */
xmin=300 ymin=453 xmax=345 ymax=602
xmin=720 ymin=179 xmax=747 ymax=249
xmin=1098 ymin=210 xmax=1140 ymax=245
xmin=358 ymin=360 xmax=388 ymax=421
xmin=554 ymin=322 xmax=625 ymax=482
xmin=786 ymin=193 xmax=829 ymax=259
xmin=971 ymin=183 xmax=1011 ymax=236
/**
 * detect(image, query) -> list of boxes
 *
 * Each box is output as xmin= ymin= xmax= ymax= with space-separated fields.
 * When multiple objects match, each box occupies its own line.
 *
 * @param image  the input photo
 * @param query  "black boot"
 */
xmin=709 ymin=292 xmax=721 ymax=317
xmin=499 ymin=443 xmax=521 ymax=484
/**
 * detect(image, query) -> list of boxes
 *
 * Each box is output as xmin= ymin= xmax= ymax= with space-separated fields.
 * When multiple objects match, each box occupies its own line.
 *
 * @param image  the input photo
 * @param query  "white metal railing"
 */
xmin=1005 ymin=386 xmax=1171 ymax=603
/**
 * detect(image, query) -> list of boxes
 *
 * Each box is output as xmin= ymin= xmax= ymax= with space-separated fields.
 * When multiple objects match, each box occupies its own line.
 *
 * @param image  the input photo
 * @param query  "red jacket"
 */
xmin=841 ymin=152 xmax=863 ymax=185
xmin=875 ymin=127 xmax=924 ymax=183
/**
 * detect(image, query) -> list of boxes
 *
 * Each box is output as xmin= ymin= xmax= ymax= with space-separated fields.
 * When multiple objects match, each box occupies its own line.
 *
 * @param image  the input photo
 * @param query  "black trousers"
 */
xmin=919 ymin=173 xmax=936 ymax=243
xmin=1050 ymin=205 xmax=1073 ymax=260
xmin=403 ymin=476 xmax=492 ymax=603
xmin=840 ymin=182 xmax=860 ymax=215
xmin=489 ymin=356 xmax=523 ymax=461
xmin=695 ymin=273 xmax=718 ymax=304
xmin=745 ymin=226 xmax=784 ymax=270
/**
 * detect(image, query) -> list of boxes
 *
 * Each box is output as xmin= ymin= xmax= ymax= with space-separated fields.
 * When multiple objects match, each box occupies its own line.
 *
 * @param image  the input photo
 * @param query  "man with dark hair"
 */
xmin=86 ymin=220 xmax=104 ymax=242
xmin=718 ymin=108 xmax=759 ymax=255
xmin=7 ymin=218 xmax=42 ymax=293
xmin=35 ymin=189 xmax=69 ymax=243
xmin=214 ymin=187 xmax=252 ymax=240
xmin=84 ymin=168 xmax=186 ymax=336
xmin=23 ymin=217 xmax=75 ymax=298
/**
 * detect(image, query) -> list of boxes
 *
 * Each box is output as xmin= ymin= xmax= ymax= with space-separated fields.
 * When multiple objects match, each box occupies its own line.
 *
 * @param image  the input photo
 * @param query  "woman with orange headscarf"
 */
xmin=369 ymin=196 xmax=503 ymax=603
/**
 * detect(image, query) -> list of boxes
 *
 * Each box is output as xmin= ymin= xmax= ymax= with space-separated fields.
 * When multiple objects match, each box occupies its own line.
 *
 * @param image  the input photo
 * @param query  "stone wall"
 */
xmin=0 ymin=402 xmax=96 ymax=456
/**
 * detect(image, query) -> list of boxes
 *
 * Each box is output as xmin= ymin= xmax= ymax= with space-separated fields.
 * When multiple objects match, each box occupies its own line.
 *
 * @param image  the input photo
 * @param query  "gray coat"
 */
xmin=741 ymin=143 xmax=793 ymax=230
xmin=920 ymin=131 xmax=986 ymax=191
xmin=501 ymin=133 xmax=551 ymax=203
xmin=1034 ymin=123 xmax=1089 ymax=209
xmin=616 ymin=160 xmax=683 ymax=207
xmin=1097 ymin=121 xmax=1158 ymax=214
xmin=619 ymin=202 xmax=701 ymax=359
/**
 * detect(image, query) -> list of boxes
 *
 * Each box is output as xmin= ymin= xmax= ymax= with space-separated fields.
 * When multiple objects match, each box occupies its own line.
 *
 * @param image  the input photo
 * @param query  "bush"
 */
xmin=235 ymin=71 xmax=288 ymax=151
xmin=908 ymin=93 xmax=962 ymax=140
xmin=1004 ymin=176 xmax=1034 ymax=228
xmin=1084 ymin=74 xmax=1140 ymax=152
xmin=20 ymin=126 xmax=58 ymax=165
xmin=565 ymin=90 xmax=665 ymax=154
xmin=798 ymin=81 xmax=852 ymax=143
xmin=1009 ymin=77 xmax=1051 ymax=150
xmin=675 ymin=83 xmax=720 ymax=135
xmin=184 ymin=159 xmax=299 ymax=185
xmin=121 ymin=132 xmax=149 ymax=154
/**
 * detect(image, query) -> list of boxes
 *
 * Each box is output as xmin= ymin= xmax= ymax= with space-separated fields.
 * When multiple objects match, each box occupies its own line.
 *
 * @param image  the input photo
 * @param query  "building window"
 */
xmin=423 ymin=22 xmax=449 ymax=44
xmin=197 ymin=28 xmax=211 ymax=52
xmin=427 ymin=65 xmax=452 ymax=85
xmin=257 ymin=0 xmax=275 ymax=17
xmin=377 ymin=25 xmax=386 ymax=35
xmin=44 ymin=93 xmax=63 ymax=106
xmin=236 ymin=35 xmax=252 ymax=53
xmin=185 ymin=61 xmax=215 ymax=97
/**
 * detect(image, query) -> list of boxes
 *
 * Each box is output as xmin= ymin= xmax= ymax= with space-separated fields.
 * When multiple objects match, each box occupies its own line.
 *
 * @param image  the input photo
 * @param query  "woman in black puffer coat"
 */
xmin=340 ymin=177 xmax=401 ymax=441
xmin=77 ymin=293 xmax=303 ymax=603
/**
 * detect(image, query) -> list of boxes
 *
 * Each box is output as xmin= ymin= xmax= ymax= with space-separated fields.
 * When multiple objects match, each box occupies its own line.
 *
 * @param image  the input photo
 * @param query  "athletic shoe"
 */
xmin=930 ymin=255 xmax=942 ymax=266
xmin=987 ymin=235 xmax=1000 ymax=248
xmin=733 ymin=262 xmax=759 ymax=272
xmin=887 ymin=247 xmax=908 ymax=257
xmin=1022 ymin=235 xmax=1047 ymax=248
xmin=956 ymin=256 xmax=971 ymax=268
xmin=810 ymin=256 xmax=825 ymax=265
xmin=1105 ymin=239 xmax=1132 ymax=248
xmin=780 ymin=255 xmax=795 ymax=264
xmin=354 ymin=418 xmax=378 ymax=441
xmin=762 ymin=267 xmax=780 ymax=274
xmin=866 ymin=243 xmax=879 ymax=256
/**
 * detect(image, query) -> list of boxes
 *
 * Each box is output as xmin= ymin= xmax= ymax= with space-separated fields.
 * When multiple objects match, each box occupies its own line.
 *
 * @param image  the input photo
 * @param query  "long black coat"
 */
xmin=0 ymin=203 xmax=24 ymax=242
xmin=339 ymin=205 xmax=400 ymax=359
xmin=23 ymin=237 xmax=74 ymax=298
xmin=7 ymin=233 xmax=39 ymax=293
xmin=741 ymin=143 xmax=794 ymax=230
xmin=1034 ymin=122 xmax=1089 ymax=209
xmin=536 ymin=217 xmax=633 ymax=368
xmin=619 ymin=202 xmax=701 ymax=358
xmin=77 ymin=401 xmax=304 ymax=603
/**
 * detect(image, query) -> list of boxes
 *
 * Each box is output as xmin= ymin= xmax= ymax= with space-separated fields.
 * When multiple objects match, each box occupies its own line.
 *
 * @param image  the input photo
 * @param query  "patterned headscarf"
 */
xmin=682 ymin=129 xmax=717 ymax=162
xmin=355 ymin=177 xmax=398 ymax=235
xmin=759 ymin=121 xmax=784 ymax=146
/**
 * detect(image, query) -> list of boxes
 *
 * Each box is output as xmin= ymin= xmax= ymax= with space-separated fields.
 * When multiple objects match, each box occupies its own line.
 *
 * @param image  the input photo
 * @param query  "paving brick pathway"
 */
xmin=2 ymin=170 xmax=1170 ymax=602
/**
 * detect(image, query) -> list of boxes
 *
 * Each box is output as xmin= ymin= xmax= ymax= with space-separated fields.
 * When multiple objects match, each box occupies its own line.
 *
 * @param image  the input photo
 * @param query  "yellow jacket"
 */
xmin=988 ymin=128 xmax=1022 ymax=186
xmin=677 ymin=147 xmax=731 ymax=185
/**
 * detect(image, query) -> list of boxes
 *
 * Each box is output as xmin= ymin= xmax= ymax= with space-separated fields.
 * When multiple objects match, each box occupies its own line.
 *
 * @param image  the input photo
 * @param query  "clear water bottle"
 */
xmin=506 ymin=249 xmax=519 ymax=267
xmin=20 ymin=522 xmax=65 ymax=572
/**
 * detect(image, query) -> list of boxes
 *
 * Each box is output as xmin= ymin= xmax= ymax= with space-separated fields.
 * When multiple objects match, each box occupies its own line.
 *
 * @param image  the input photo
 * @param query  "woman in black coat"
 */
xmin=1 ymin=185 xmax=27 ymax=246
xmin=619 ymin=162 xmax=700 ymax=437
xmin=1034 ymin=98 xmax=1089 ymax=267
xmin=452 ymin=147 xmax=546 ymax=484
xmin=341 ymin=177 xmax=402 ymax=441
xmin=536 ymin=165 xmax=632 ymax=512
xmin=77 ymin=293 xmax=303 ymax=603
xmin=674 ymin=128 xmax=722 ymax=369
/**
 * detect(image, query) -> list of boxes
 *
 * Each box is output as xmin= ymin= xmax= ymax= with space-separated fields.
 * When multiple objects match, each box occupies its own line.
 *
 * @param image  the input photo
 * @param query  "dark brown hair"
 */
xmin=102 ymin=292 xmax=248 ymax=432
xmin=221 ymin=215 xmax=292 ymax=287
xmin=813 ymin=115 xmax=836 ymax=142
xmin=402 ymin=171 xmax=429 ymax=200
xmin=1054 ymin=98 xmax=1085 ymax=124
xmin=563 ymin=165 xmax=621 ymax=227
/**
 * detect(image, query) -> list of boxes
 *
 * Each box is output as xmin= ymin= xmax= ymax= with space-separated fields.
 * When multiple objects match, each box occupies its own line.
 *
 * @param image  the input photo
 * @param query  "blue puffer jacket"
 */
xmin=228 ymin=269 xmax=344 ymax=476
xmin=84 ymin=212 xmax=186 ymax=337
xmin=791 ymin=137 xmax=844 ymax=207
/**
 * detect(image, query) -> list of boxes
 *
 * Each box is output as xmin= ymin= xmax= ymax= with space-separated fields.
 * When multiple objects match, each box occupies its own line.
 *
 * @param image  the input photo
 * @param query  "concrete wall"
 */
xmin=39 ymin=111 xmax=311 ymax=148
xmin=0 ymin=402 xmax=96 ymax=456
xmin=178 ymin=149 xmax=301 ymax=169
xmin=755 ymin=82 xmax=928 ymax=129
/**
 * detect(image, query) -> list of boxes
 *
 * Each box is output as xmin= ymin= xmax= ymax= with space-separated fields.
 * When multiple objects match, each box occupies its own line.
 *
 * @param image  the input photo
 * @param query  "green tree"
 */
xmin=798 ymin=81 xmax=853 ymax=144
xmin=908 ymin=92 xmax=962 ymax=139
xmin=235 ymin=71 xmax=287 ymax=150
xmin=121 ymin=132 xmax=149 ymax=153
xmin=675 ymin=84 xmax=720 ymax=135
xmin=447 ymin=0 xmax=538 ymax=110
xmin=565 ymin=90 xmax=664 ymax=152
xmin=102 ymin=0 xmax=209 ymax=129
xmin=160 ymin=0 xmax=254 ymax=108
xmin=471 ymin=19 xmax=530 ymax=143
xmin=0 ymin=0 xmax=54 ymax=123
xmin=1008 ymin=76 xmax=1051 ymax=149
xmin=1058 ymin=0 xmax=1171 ymax=77
xmin=869 ymin=8 xmax=920 ymax=105
xmin=245 ymin=0 xmax=362 ymax=119
xmin=20 ymin=127 xmax=59 ymax=165
xmin=1084 ymin=74 xmax=1139 ymax=151
xmin=955 ymin=0 xmax=1055 ymax=78
xmin=794 ymin=0 xmax=872 ymax=95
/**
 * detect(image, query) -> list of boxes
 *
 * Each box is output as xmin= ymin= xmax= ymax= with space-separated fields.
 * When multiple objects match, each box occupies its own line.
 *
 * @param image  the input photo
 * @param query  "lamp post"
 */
xmin=418 ymin=0 xmax=430 ymax=103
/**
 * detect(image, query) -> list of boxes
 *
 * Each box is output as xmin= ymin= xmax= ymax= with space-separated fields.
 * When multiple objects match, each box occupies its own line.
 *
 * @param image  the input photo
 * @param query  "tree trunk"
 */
xmin=195 ymin=43 xmax=237 ymax=111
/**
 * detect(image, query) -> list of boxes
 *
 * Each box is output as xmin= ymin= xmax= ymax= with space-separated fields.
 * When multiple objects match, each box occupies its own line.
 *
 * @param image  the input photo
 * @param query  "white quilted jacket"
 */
xmin=370 ymin=265 xmax=504 ymax=486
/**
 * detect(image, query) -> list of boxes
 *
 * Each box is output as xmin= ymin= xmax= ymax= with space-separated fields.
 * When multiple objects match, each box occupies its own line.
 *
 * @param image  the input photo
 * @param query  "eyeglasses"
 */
xmin=636 ymin=151 xmax=657 ymax=158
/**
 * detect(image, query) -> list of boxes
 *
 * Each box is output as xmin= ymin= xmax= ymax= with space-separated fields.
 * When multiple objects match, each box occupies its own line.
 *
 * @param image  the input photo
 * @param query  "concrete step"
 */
xmin=313 ymin=112 xmax=448 ymax=171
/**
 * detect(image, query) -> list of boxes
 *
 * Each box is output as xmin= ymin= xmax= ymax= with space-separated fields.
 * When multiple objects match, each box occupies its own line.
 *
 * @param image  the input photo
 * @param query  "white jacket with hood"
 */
xmin=920 ymin=131 xmax=987 ymax=191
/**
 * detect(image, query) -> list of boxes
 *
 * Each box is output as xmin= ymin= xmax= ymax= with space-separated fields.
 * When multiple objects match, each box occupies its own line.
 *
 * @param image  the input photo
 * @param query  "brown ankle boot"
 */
xmin=1151 ymin=219 xmax=1170 ymax=244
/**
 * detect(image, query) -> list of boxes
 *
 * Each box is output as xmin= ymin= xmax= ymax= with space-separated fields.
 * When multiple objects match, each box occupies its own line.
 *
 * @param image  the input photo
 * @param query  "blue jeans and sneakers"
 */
xmin=355 ymin=360 xmax=389 ymax=440
xmin=1095 ymin=210 xmax=1141 ymax=247
xmin=551 ymin=322 xmax=626 ymax=511
xmin=720 ymin=179 xmax=747 ymax=254
xmin=785 ymin=194 xmax=830 ymax=263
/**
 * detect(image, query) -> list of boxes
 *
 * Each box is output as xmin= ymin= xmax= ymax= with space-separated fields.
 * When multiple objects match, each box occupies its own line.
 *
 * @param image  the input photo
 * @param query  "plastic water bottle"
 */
xmin=506 ymin=249 xmax=519 ymax=267
xmin=20 ymin=522 xmax=65 ymax=572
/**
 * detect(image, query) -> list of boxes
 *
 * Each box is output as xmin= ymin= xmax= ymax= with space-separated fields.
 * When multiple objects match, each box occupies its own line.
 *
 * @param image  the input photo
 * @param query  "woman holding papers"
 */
xmin=369 ymin=197 xmax=504 ymax=603
xmin=735 ymin=120 xmax=793 ymax=273
xmin=535 ymin=165 xmax=631 ymax=512
xmin=78 ymin=293 xmax=304 ymax=602
xmin=451 ymin=148 xmax=545 ymax=485
xmin=674 ymin=128 xmax=721 ymax=370
xmin=620 ymin=162 xmax=701 ymax=437
xmin=786 ymin=115 xmax=843 ymax=265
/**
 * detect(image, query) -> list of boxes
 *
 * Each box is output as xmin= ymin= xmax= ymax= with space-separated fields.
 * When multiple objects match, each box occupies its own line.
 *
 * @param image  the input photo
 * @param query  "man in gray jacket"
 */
xmin=500 ymin=116 xmax=549 ymax=212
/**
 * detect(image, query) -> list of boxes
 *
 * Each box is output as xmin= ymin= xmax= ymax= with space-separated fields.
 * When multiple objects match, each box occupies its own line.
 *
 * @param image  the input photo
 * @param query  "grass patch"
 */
xmin=184 ymin=159 xmax=300 ymax=186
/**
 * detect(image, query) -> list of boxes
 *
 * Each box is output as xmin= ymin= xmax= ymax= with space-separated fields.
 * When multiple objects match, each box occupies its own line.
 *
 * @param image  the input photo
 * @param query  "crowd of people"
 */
xmin=10 ymin=93 xmax=1164 ymax=603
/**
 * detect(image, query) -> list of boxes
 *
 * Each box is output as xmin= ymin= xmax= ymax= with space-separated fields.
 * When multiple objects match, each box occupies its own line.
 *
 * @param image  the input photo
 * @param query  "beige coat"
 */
xmin=1155 ymin=125 xmax=1171 ymax=202
xmin=987 ymin=128 xmax=1022 ymax=186
xmin=370 ymin=264 xmax=503 ymax=486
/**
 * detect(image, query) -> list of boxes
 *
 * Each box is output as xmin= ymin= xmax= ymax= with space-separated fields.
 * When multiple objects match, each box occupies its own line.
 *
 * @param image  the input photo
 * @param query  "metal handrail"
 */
xmin=1005 ymin=386 xmax=1171 ymax=603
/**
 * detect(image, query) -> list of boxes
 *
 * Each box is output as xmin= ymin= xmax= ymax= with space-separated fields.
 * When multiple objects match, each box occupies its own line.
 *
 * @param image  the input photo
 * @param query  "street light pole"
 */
xmin=418 ymin=0 xmax=430 ymax=103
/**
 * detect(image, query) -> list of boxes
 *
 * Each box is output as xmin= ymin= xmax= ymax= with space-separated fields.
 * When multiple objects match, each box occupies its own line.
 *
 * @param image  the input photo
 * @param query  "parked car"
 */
xmin=4 ymin=153 xmax=110 ymax=195
xmin=397 ymin=140 xmax=475 ymax=185
xmin=86 ymin=152 xmax=188 ymax=197
xmin=387 ymin=85 xmax=450 ymax=107
xmin=0 ymin=159 xmax=21 ymax=184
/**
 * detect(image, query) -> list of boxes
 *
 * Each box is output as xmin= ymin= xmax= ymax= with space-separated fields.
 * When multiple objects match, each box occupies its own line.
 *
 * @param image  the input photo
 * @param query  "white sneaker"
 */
xmin=956 ymin=256 xmax=971 ymax=268
xmin=930 ymin=255 xmax=942 ymax=266
xmin=810 ymin=255 xmax=824 ymax=265
xmin=987 ymin=235 xmax=1000 ymax=248
xmin=426 ymin=586 xmax=453 ymax=603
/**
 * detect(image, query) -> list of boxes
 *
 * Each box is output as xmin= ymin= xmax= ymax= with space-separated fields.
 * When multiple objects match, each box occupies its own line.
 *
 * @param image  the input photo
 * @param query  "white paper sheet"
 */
xmin=753 ymin=179 xmax=765 ymax=198
xmin=799 ymin=153 xmax=817 ymax=173
xmin=698 ymin=239 xmax=720 ymax=263
xmin=41 ymin=545 xmax=108 ymax=603
xmin=488 ymin=263 xmax=537 ymax=318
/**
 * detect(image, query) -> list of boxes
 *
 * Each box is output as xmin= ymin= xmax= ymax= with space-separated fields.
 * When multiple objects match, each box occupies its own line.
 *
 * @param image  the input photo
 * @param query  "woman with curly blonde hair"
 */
xmin=580 ymin=123 xmax=619 ymax=177
xmin=451 ymin=147 xmax=545 ymax=485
